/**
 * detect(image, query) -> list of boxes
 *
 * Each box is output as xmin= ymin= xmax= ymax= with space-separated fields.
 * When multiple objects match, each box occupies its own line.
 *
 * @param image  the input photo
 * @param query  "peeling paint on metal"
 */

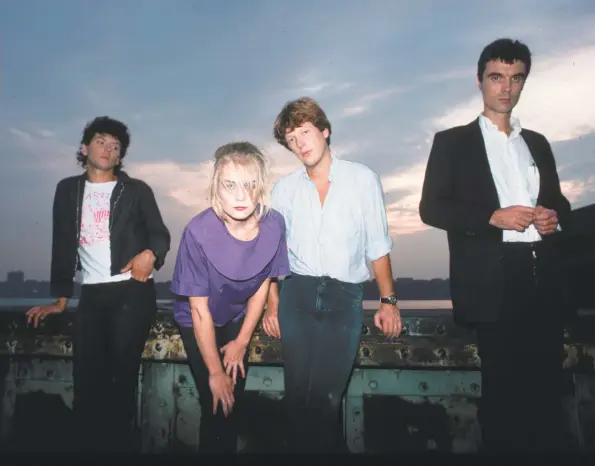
xmin=1 ymin=307 xmax=594 ymax=453
xmin=1 ymin=309 xmax=594 ymax=370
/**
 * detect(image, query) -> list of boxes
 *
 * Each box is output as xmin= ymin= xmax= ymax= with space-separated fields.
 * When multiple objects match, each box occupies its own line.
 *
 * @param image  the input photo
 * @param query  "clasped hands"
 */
xmin=490 ymin=205 xmax=558 ymax=235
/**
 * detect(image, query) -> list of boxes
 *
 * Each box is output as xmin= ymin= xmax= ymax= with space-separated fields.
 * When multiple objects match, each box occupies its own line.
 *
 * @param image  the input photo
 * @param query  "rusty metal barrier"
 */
xmin=1 ymin=306 xmax=594 ymax=453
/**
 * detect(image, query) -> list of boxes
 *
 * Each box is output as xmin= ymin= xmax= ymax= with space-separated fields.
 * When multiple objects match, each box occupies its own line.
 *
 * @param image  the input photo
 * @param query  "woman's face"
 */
xmin=217 ymin=162 xmax=260 ymax=222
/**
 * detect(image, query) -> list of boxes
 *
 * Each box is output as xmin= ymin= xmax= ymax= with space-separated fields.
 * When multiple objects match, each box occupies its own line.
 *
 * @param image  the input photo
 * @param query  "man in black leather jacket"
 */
xmin=26 ymin=116 xmax=170 ymax=452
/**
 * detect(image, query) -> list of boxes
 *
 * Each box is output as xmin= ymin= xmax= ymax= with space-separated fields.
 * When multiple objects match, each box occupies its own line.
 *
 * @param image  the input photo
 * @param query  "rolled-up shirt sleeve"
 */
xmin=363 ymin=171 xmax=393 ymax=261
xmin=170 ymin=227 xmax=210 ymax=297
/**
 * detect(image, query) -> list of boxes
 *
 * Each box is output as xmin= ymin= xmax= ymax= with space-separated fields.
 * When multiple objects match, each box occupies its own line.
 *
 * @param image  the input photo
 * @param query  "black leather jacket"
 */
xmin=50 ymin=171 xmax=171 ymax=298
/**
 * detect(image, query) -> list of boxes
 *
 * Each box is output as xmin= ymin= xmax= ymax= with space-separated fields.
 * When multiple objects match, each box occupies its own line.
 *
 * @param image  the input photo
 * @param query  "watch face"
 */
xmin=381 ymin=296 xmax=398 ymax=305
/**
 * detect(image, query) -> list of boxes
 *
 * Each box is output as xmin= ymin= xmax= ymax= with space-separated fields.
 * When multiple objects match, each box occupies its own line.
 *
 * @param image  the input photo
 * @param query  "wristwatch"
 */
xmin=380 ymin=295 xmax=398 ymax=305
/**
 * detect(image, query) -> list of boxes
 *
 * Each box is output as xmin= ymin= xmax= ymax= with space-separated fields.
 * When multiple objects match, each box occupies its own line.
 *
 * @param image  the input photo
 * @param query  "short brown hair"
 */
xmin=273 ymin=97 xmax=332 ymax=149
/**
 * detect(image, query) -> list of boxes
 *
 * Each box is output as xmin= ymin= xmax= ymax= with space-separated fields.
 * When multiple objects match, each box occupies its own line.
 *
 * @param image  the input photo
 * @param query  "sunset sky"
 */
xmin=2 ymin=0 xmax=594 ymax=281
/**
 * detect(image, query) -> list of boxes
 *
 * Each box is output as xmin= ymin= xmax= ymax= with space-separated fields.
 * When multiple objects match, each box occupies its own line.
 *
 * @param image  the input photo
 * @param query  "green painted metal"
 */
xmin=1 ymin=307 xmax=594 ymax=453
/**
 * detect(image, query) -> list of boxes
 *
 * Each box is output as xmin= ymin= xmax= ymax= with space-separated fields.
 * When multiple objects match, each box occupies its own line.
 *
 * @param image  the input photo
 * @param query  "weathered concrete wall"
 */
xmin=1 ymin=307 xmax=594 ymax=452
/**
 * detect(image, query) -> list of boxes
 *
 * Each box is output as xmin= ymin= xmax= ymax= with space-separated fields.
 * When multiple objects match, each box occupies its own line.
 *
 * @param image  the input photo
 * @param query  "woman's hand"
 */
xmin=220 ymin=339 xmax=248 ymax=384
xmin=208 ymin=372 xmax=235 ymax=417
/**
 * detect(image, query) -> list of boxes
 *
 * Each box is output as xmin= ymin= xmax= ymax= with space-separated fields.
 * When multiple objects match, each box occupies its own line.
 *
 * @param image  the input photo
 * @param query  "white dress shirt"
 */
xmin=479 ymin=114 xmax=541 ymax=243
xmin=271 ymin=155 xmax=393 ymax=283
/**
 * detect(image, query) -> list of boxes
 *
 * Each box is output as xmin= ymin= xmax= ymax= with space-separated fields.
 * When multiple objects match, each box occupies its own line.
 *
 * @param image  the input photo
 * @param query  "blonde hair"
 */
xmin=208 ymin=142 xmax=270 ymax=221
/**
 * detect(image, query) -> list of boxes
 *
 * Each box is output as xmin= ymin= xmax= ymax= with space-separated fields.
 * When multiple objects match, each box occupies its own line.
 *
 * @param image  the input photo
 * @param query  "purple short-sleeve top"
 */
xmin=170 ymin=208 xmax=290 ymax=327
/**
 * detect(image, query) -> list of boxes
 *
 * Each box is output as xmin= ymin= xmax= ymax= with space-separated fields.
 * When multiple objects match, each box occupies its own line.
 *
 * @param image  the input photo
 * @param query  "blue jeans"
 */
xmin=278 ymin=274 xmax=364 ymax=453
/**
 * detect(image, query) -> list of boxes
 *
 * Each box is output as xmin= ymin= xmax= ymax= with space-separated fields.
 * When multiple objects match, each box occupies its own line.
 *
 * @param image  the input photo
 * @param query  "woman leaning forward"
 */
xmin=170 ymin=142 xmax=290 ymax=453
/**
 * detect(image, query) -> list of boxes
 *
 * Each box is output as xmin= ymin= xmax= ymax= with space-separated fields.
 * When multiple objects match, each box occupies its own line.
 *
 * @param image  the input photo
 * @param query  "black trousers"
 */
xmin=475 ymin=241 xmax=566 ymax=452
xmin=278 ymin=274 xmax=364 ymax=453
xmin=72 ymin=279 xmax=157 ymax=452
xmin=179 ymin=316 xmax=249 ymax=454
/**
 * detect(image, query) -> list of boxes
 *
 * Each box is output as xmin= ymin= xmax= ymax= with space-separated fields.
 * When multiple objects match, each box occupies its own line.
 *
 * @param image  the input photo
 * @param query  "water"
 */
xmin=0 ymin=298 xmax=452 ymax=311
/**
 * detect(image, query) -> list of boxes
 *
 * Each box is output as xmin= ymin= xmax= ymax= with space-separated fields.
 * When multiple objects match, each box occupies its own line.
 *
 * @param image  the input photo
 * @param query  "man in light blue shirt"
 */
xmin=263 ymin=96 xmax=402 ymax=453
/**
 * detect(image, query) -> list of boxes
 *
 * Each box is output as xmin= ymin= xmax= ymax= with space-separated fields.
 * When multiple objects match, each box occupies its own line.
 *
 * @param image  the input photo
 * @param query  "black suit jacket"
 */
xmin=419 ymin=118 xmax=571 ymax=325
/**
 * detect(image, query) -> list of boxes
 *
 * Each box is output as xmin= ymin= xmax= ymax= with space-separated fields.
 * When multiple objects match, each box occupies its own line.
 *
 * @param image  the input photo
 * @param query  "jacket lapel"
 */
xmin=109 ymin=180 xmax=127 ymax=241
xmin=520 ymin=129 xmax=543 ymax=200
xmin=75 ymin=175 xmax=85 ymax=240
xmin=466 ymin=118 xmax=501 ymax=210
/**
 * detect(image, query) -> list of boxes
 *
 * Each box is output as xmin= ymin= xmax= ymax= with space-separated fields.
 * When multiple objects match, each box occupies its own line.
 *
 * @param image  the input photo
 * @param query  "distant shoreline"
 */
xmin=0 ymin=277 xmax=454 ymax=302
xmin=0 ymin=297 xmax=452 ymax=311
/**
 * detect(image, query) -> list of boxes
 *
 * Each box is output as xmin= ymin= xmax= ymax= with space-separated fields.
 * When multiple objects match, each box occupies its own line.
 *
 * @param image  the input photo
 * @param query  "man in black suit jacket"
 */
xmin=419 ymin=38 xmax=571 ymax=452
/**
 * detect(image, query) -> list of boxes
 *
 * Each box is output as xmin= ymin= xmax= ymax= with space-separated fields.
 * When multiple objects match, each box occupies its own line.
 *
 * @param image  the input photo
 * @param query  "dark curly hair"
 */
xmin=477 ymin=38 xmax=532 ymax=82
xmin=76 ymin=116 xmax=131 ymax=172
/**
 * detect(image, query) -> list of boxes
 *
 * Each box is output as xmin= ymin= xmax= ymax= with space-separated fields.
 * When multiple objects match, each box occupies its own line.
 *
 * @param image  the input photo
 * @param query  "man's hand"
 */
xmin=220 ymin=339 xmax=248 ymax=385
xmin=489 ymin=206 xmax=535 ymax=232
xmin=533 ymin=206 xmax=558 ymax=236
xmin=262 ymin=307 xmax=281 ymax=339
xmin=26 ymin=302 xmax=66 ymax=328
xmin=374 ymin=303 xmax=402 ymax=339
xmin=121 ymin=249 xmax=156 ymax=282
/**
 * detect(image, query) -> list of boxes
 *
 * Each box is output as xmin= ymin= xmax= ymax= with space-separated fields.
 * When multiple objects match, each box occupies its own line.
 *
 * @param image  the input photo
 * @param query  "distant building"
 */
xmin=6 ymin=271 xmax=25 ymax=284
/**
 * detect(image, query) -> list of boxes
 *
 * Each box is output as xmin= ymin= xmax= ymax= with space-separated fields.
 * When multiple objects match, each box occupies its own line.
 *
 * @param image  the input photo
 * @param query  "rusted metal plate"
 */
xmin=363 ymin=395 xmax=482 ymax=453
xmin=1 ymin=303 xmax=594 ymax=454
xmin=1 ymin=307 xmax=594 ymax=371
xmin=1 ymin=358 xmax=75 ymax=452
xmin=2 ymin=358 xmax=595 ymax=452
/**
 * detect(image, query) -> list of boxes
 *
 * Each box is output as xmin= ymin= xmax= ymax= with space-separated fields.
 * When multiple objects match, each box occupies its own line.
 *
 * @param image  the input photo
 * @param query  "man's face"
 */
xmin=81 ymin=133 xmax=121 ymax=172
xmin=284 ymin=122 xmax=330 ymax=169
xmin=478 ymin=59 xmax=527 ymax=116
xmin=217 ymin=163 xmax=259 ymax=222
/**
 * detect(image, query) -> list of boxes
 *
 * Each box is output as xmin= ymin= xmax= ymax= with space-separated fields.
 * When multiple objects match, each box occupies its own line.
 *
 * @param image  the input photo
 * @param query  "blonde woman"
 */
xmin=170 ymin=142 xmax=289 ymax=453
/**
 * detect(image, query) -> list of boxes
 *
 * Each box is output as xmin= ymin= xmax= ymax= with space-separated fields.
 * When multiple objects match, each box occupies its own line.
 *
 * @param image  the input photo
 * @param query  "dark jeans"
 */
xmin=179 ymin=316 xmax=249 ymax=454
xmin=73 ymin=279 xmax=157 ymax=452
xmin=278 ymin=274 xmax=364 ymax=453
xmin=475 ymin=241 xmax=566 ymax=452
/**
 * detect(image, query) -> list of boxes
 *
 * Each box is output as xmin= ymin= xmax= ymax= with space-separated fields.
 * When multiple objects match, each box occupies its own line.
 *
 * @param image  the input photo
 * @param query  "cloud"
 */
xmin=381 ymin=163 xmax=430 ymax=236
xmin=429 ymin=44 xmax=595 ymax=143
xmin=338 ymin=86 xmax=406 ymax=119
xmin=9 ymin=127 xmax=33 ymax=141
xmin=301 ymin=82 xmax=332 ymax=94
xmin=421 ymin=66 xmax=475 ymax=84
xmin=279 ymin=70 xmax=355 ymax=100
xmin=38 ymin=129 xmax=54 ymax=138
xmin=560 ymin=176 xmax=595 ymax=203
xmin=7 ymin=126 xmax=76 ymax=172
xmin=129 ymin=160 xmax=213 ymax=211
xmin=342 ymin=106 xmax=367 ymax=117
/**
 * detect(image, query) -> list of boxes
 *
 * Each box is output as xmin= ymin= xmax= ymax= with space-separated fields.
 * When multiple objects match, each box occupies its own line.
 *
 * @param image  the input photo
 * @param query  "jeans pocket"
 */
xmin=337 ymin=281 xmax=363 ymax=303
xmin=322 ymin=281 xmax=363 ymax=313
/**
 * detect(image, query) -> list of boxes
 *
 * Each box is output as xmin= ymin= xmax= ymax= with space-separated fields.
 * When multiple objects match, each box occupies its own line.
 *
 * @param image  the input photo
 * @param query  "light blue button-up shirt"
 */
xmin=271 ymin=155 xmax=393 ymax=284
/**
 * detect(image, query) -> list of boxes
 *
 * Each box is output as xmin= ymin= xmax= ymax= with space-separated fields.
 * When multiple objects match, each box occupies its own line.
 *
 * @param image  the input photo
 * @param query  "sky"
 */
xmin=1 ymin=0 xmax=595 ymax=282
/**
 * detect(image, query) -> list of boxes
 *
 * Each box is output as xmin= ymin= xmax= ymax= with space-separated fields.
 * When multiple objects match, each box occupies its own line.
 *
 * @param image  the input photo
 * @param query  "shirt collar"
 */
xmin=300 ymin=153 xmax=338 ymax=182
xmin=79 ymin=170 xmax=131 ymax=183
xmin=479 ymin=113 xmax=523 ymax=139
